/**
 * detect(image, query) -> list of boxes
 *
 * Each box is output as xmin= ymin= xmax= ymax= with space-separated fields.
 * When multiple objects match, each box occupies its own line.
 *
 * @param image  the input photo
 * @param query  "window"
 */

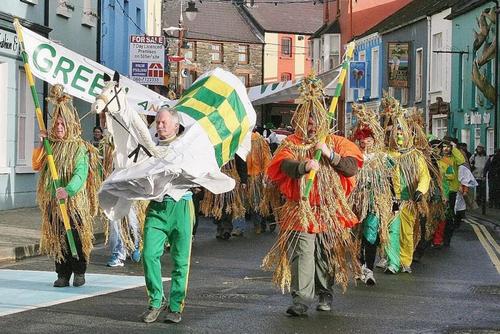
xmin=281 ymin=72 xmax=292 ymax=81
xmin=313 ymin=38 xmax=320 ymax=72
xmin=17 ymin=68 xmax=35 ymax=169
xmin=237 ymin=74 xmax=249 ymax=87
xmin=432 ymin=115 xmax=448 ymax=139
xmin=56 ymin=0 xmax=74 ymax=18
xmin=370 ymin=47 xmax=379 ymax=99
xmin=486 ymin=128 xmax=494 ymax=155
xmin=184 ymin=41 xmax=196 ymax=61
xmin=388 ymin=86 xmax=395 ymax=97
xmin=0 ymin=63 xmax=8 ymax=171
xmin=415 ymin=48 xmax=423 ymax=102
xmin=183 ymin=70 xmax=197 ymax=90
xmin=328 ymin=34 xmax=340 ymax=69
xmin=211 ymin=43 xmax=223 ymax=63
xmin=474 ymin=127 xmax=481 ymax=149
xmin=82 ymin=0 xmax=97 ymax=27
xmin=461 ymin=128 xmax=470 ymax=147
xmin=307 ymin=39 xmax=313 ymax=59
xmin=431 ymin=33 xmax=443 ymax=91
xmin=238 ymin=45 xmax=249 ymax=64
xmin=474 ymin=84 xmax=479 ymax=108
xmin=136 ymin=8 xmax=142 ymax=34
xmin=401 ymin=88 xmax=408 ymax=106
xmin=357 ymin=51 xmax=366 ymax=98
xmin=281 ymin=37 xmax=292 ymax=57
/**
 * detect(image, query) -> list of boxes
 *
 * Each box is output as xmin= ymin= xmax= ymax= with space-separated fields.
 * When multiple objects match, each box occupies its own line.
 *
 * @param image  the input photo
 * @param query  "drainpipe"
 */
xmin=96 ymin=0 xmax=102 ymax=127
xmin=494 ymin=0 xmax=499 ymax=150
xmin=426 ymin=16 xmax=431 ymax=134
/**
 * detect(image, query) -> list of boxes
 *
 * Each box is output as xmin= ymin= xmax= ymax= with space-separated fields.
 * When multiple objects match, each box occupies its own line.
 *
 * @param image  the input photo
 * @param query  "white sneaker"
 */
xmin=376 ymin=258 xmax=387 ymax=269
xmin=355 ymin=264 xmax=366 ymax=280
xmin=362 ymin=268 xmax=376 ymax=286
xmin=401 ymin=265 xmax=412 ymax=274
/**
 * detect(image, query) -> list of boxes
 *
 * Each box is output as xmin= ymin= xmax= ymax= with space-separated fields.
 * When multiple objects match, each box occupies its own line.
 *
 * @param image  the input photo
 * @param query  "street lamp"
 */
xmin=176 ymin=0 xmax=198 ymax=96
xmin=185 ymin=1 xmax=198 ymax=22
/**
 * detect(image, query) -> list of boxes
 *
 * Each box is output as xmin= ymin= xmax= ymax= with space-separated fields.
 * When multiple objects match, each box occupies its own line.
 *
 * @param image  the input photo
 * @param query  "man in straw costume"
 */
xmin=263 ymin=75 xmax=363 ymax=316
xmin=32 ymin=84 xmax=100 ymax=287
xmin=406 ymin=110 xmax=444 ymax=261
xmin=246 ymin=128 xmax=278 ymax=234
xmin=380 ymin=95 xmax=430 ymax=274
xmin=349 ymin=104 xmax=395 ymax=285
xmin=200 ymin=156 xmax=247 ymax=240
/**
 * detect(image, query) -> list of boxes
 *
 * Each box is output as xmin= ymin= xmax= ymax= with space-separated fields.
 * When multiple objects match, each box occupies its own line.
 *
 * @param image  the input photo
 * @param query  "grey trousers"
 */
xmin=289 ymin=231 xmax=334 ymax=306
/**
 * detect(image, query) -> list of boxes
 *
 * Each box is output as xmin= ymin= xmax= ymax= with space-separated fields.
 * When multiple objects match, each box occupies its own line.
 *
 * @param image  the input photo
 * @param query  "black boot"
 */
xmin=53 ymin=277 xmax=70 ymax=287
xmin=73 ymin=274 xmax=86 ymax=287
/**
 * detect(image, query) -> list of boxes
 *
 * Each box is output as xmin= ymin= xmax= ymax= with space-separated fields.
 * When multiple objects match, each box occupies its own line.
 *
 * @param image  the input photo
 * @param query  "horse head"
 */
xmin=92 ymin=71 xmax=126 ymax=115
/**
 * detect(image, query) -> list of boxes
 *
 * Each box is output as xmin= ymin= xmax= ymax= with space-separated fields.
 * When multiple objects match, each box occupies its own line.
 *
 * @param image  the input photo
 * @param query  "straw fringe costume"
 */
xmin=200 ymin=157 xmax=247 ymax=239
xmin=434 ymin=144 xmax=466 ymax=247
xmin=348 ymin=104 xmax=395 ymax=276
xmin=32 ymin=85 xmax=100 ymax=280
xmin=246 ymin=131 xmax=279 ymax=232
xmin=407 ymin=110 xmax=444 ymax=259
xmin=263 ymin=76 xmax=363 ymax=311
xmin=380 ymin=96 xmax=430 ymax=272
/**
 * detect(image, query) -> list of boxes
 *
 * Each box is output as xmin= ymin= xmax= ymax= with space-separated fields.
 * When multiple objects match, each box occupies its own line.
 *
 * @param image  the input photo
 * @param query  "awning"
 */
xmin=247 ymin=66 xmax=341 ymax=106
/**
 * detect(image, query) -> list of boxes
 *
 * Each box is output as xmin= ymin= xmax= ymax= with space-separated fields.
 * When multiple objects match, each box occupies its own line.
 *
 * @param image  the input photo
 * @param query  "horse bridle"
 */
xmin=96 ymin=83 xmax=152 ymax=160
xmin=96 ymin=83 xmax=123 ymax=112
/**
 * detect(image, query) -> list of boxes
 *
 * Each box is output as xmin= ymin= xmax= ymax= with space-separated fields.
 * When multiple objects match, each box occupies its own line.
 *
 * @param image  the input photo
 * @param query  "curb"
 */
xmin=0 ymin=232 xmax=106 ymax=264
xmin=468 ymin=213 xmax=500 ymax=228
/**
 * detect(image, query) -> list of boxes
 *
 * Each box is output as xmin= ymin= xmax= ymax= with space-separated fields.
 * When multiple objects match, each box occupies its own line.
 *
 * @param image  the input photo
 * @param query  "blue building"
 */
xmin=345 ymin=33 xmax=383 ymax=132
xmin=0 ymin=0 xmax=98 ymax=210
xmin=100 ymin=0 xmax=146 ymax=76
xmin=447 ymin=0 xmax=498 ymax=155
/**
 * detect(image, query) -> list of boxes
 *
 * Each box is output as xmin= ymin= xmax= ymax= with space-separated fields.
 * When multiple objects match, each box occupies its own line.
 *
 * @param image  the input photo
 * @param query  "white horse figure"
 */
xmin=92 ymin=72 xmax=235 ymax=221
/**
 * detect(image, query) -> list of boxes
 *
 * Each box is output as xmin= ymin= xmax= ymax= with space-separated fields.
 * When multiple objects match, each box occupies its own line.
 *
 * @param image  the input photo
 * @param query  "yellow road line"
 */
xmin=468 ymin=222 xmax=500 ymax=275
xmin=467 ymin=218 xmax=500 ymax=254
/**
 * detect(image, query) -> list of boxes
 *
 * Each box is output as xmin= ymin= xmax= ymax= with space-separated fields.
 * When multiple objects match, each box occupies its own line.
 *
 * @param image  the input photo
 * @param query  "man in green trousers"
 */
xmin=141 ymin=108 xmax=194 ymax=324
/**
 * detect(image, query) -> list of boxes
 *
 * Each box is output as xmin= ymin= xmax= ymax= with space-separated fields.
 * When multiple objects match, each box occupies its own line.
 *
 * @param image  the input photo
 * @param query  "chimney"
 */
xmin=324 ymin=0 xmax=329 ymax=23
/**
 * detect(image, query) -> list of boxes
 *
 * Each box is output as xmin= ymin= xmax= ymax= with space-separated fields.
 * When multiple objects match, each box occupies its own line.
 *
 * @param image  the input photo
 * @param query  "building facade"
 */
xmin=0 ymin=0 xmax=98 ymax=210
xmin=448 ymin=1 xmax=497 ymax=155
xmin=344 ymin=33 xmax=383 ymax=133
xmin=381 ymin=19 xmax=429 ymax=126
xmin=241 ymin=1 xmax=320 ymax=127
xmin=101 ymin=0 xmax=146 ymax=76
xmin=146 ymin=0 xmax=161 ymax=36
xmin=163 ymin=1 xmax=263 ymax=98
xmin=313 ymin=0 xmax=412 ymax=133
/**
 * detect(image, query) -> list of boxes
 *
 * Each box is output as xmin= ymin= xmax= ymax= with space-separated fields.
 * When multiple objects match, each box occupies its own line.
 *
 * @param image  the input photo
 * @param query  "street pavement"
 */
xmin=0 ymin=215 xmax=499 ymax=334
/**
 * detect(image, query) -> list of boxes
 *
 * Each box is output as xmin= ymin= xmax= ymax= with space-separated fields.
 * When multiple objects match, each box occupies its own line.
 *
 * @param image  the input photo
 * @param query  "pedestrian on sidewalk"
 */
xmin=32 ymin=85 xmax=101 ymax=288
xmin=484 ymin=149 xmax=500 ymax=208
xmin=470 ymin=144 xmax=488 ymax=206
xmin=263 ymin=76 xmax=363 ymax=317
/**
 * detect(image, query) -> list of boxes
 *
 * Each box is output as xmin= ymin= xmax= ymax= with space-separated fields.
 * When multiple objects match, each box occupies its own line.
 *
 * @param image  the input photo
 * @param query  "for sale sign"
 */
xmin=129 ymin=35 xmax=165 ymax=85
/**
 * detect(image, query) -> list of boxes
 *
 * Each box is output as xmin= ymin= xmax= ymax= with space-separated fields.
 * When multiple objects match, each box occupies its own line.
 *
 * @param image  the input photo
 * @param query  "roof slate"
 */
xmin=162 ymin=1 xmax=263 ymax=44
xmin=242 ymin=0 xmax=323 ymax=34
xmin=359 ymin=0 xmax=466 ymax=38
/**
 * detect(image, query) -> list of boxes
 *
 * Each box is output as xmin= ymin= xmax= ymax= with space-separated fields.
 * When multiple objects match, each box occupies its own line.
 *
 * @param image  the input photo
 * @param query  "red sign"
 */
xmin=148 ymin=63 xmax=164 ymax=77
xmin=168 ymin=56 xmax=185 ymax=63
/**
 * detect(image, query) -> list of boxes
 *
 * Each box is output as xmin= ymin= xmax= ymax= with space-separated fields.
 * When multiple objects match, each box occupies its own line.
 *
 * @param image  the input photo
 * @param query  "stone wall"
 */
xmin=168 ymin=38 xmax=263 ymax=90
